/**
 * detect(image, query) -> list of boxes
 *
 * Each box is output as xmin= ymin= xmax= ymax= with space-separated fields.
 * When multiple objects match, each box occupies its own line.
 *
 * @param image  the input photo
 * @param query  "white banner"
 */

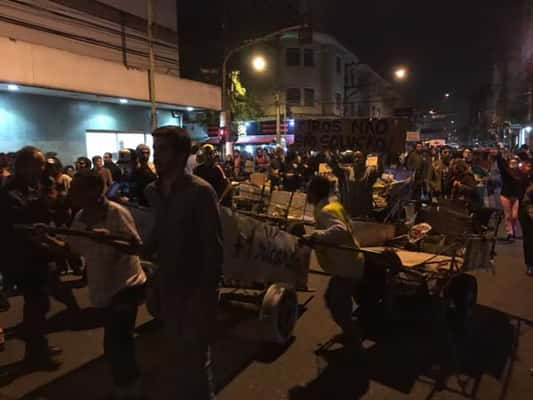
xmin=220 ymin=208 xmax=310 ymax=290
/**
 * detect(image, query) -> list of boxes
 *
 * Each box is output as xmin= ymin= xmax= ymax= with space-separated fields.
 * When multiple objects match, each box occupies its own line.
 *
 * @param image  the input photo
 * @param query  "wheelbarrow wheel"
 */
xmin=259 ymin=283 xmax=298 ymax=345
xmin=445 ymin=273 xmax=477 ymax=335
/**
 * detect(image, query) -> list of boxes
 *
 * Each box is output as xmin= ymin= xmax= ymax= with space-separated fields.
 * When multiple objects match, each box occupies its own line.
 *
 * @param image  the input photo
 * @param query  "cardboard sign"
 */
xmin=288 ymin=192 xmax=307 ymax=221
xmin=267 ymin=190 xmax=293 ymax=218
xmin=220 ymin=208 xmax=311 ymax=290
xmin=295 ymin=118 xmax=408 ymax=154
xmin=366 ymin=155 xmax=378 ymax=167
xmin=406 ymin=131 xmax=420 ymax=142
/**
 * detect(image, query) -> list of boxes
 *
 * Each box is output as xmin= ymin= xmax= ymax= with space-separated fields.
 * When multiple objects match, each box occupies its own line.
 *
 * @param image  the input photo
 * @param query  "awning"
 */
xmin=236 ymin=135 xmax=294 ymax=145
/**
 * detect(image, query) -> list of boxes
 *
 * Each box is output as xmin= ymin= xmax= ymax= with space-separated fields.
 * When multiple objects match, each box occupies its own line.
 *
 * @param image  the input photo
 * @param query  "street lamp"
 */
xmin=394 ymin=67 xmax=408 ymax=81
xmin=220 ymin=25 xmax=305 ymax=156
xmin=252 ymin=55 xmax=267 ymax=72
xmin=445 ymin=93 xmax=450 ymax=98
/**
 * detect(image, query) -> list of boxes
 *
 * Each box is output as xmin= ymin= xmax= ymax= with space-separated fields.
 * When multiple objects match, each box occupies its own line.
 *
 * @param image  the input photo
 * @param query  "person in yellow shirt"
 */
xmin=304 ymin=176 xmax=365 ymax=350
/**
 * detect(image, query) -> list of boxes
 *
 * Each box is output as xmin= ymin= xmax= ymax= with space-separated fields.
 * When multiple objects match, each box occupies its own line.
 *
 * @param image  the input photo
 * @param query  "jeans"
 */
xmin=325 ymin=276 xmax=361 ymax=340
xmin=103 ymin=286 xmax=142 ymax=388
xmin=500 ymin=195 xmax=519 ymax=236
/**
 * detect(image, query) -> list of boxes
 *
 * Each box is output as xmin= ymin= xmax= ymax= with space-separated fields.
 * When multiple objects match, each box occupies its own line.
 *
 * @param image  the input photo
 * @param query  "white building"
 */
xmin=0 ymin=0 xmax=220 ymax=161
xmin=240 ymin=31 xmax=398 ymax=121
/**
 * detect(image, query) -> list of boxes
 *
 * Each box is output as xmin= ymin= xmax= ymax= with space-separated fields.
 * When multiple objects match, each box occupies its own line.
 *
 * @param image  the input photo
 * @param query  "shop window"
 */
xmin=286 ymin=48 xmax=300 ymax=66
xmin=304 ymin=88 xmax=315 ymax=106
xmin=286 ymin=88 xmax=301 ymax=105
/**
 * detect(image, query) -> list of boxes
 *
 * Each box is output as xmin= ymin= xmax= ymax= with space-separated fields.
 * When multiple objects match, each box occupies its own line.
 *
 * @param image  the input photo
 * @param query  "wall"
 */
xmin=0 ymin=91 xmax=206 ymax=162
xmin=241 ymin=32 xmax=357 ymax=119
xmin=0 ymin=0 xmax=179 ymax=74
xmin=0 ymin=37 xmax=220 ymax=111
xmin=98 ymin=0 xmax=177 ymax=31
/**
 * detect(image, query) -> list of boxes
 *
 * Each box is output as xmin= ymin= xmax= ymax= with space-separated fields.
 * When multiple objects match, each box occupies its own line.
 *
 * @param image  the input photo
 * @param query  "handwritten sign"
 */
xmin=406 ymin=131 xmax=420 ymax=142
xmin=220 ymin=208 xmax=310 ymax=290
xmin=366 ymin=155 xmax=378 ymax=167
xmin=295 ymin=118 xmax=408 ymax=153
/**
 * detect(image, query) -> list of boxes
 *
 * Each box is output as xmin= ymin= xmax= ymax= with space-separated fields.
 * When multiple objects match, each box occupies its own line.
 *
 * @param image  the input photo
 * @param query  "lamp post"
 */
xmin=394 ymin=67 xmax=408 ymax=82
xmin=220 ymin=25 xmax=305 ymax=156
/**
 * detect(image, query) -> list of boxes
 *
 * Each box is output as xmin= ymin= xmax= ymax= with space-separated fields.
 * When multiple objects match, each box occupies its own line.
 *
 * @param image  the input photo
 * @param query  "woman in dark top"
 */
xmin=497 ymin=153 xmax=529 ymax=240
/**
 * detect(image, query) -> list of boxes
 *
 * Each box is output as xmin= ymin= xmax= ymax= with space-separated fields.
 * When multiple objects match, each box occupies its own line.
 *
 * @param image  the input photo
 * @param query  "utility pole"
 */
xmin=147 ymin=0 xmax=157 ymax=131
xmin=275 ymin=92 xmax=281 ymax=144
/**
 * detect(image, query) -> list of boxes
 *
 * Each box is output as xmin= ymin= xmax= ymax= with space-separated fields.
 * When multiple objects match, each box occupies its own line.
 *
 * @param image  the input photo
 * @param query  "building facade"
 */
xmin=482 ymin=0 xmax=533 ymax=146
xmin=0 ymin=0 xmax=220 ymax=162
xmin=240 ymin=31 xmax=398 ymax=122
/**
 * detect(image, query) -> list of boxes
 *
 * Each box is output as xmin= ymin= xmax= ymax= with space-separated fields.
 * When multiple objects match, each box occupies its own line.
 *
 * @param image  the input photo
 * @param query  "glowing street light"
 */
xmin=445 ymin=93 xmax=450 ymax=98
xmin=252 ymin=55 xmax=267 ymax=72
xmin=394 ymin=67 xmax=408 ymax=81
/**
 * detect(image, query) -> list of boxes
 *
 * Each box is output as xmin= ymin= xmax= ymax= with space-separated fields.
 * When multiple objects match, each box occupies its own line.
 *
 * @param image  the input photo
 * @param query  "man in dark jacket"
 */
xmin=0 ymin=146 xmax=62 ymax=368
xmin=103 ymin=152 xmax=122 ymax=182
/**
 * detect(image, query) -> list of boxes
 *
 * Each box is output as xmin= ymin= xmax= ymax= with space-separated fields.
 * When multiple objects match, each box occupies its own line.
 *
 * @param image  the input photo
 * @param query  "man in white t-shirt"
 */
xmin=44 ymin=170 xmax=146 ymax=399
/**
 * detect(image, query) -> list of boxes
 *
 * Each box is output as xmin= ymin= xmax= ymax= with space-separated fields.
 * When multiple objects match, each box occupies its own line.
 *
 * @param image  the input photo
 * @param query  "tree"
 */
xmin=229 ymin=71 xmax=263 ymax=122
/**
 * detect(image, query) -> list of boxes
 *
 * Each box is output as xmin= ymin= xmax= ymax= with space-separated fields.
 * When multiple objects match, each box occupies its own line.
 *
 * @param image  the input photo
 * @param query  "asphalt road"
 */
xmin=1 ymin=239 xmax=533 ymax=400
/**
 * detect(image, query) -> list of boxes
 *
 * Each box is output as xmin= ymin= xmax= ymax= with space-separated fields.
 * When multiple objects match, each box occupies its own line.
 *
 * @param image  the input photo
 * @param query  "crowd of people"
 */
xmin=1 ymin=131 xmax=533 ymax=399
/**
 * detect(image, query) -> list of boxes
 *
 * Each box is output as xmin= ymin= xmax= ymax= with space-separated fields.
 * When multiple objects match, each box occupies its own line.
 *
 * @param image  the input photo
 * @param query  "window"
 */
xmin=286 ymin=88 xmax=301 ymax=105
xmin=304 ymin=88 xmax=315 ymax=106
xmin=336 ymin=93 xmax=342 ymax=112
xmin=286 ymin=48 xmax=300 ymax=66
xmin=304 ymin=48 xmax=314 ymax=67
xmin=336 ymin=56 xmax=342 ymax=74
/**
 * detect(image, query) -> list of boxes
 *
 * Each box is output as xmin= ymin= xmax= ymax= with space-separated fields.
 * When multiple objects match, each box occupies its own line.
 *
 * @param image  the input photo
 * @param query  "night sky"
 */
xmin=177 ymin=0 xmax=522 ymax=112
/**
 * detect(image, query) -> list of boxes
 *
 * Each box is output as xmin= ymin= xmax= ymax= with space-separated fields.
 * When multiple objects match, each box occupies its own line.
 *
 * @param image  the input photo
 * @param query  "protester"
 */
xmin=497 ymin=152 xmax=529 ymax=240
xmin=194 ymin=144 xmax=232 ymax=206
xmin=103 ymin=152 xmax=122 ymax=182
xmin=92 ymin=155 xmax=113 ymax=192
xmin=450 ymin=158 xmax=481 ymax=210
xmin=254 ymin=148 xmax=270 ymax=173
xmin=145 ymin=126 xmax=222 ymax=399
xmin=44 ymin=157 xmax=72 ymax=196
xmin=64 ymin=164 xmax=76 ymax=179
xmin=130 ymin=145 xmax=157 ymax=206
xmin=75 ymin=156 xmax=92 ymax=173
xmin=407 ymin=142 xmax=432 ymax=200
xmin=303 ymin=175 xmax=365 ymax=352
xmin=232 ymin=149 xmax=244 ymax=178
xmin=42 ymin=170 xmax=146 ymax=399
xmin=329 ymin=150 xmax=381 ymax=219
xmin=430 ymin=146 xmax=452 ymax=198
xmin=1 ymin=152 xmax=11 ymax=188
xmin=0 ymin=146 xmax=62 ymax=368
xmin=283 ymin=151 xmax=302 ymax=192
xmin=270 ymin=147 xmax=286 ymax=189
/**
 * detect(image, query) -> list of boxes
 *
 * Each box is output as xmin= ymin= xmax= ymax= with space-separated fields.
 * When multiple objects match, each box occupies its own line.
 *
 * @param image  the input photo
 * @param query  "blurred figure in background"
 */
xmin=92 ymin=155 xmax=113 ymax=192
xmin=185 ymin=144 xmax=199 ymax=175
xmin=329 ymin=150 xmax=381 ymax=219
xmin=497 ymin=152 xmax=529 ymax=241
xmin=0 ymin=152 xmax=11 ymax=188
xmin=103 ymin=152 xmax=122 ymax=183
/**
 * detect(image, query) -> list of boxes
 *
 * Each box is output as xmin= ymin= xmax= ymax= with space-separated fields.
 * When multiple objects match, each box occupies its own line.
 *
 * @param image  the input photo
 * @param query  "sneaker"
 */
xmin=527 ymin=266 xmax=533 ymax=276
